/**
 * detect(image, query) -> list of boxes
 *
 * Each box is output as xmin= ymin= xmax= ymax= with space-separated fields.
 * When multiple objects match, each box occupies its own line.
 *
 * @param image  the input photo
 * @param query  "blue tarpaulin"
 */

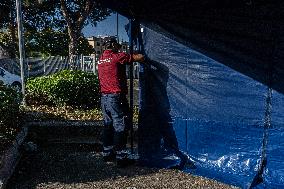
xmin=97 ymin=1 xmax=284 ymax=188
xmin=137 ymin=24 xmax=284 ymax=188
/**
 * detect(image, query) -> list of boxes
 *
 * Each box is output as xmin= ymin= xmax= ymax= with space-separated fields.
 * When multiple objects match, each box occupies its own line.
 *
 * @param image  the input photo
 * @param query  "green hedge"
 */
xmin=0 ymin=82 xmax=22 ymax=143
xmin=25 ymin=70 xmax=100 ymax=109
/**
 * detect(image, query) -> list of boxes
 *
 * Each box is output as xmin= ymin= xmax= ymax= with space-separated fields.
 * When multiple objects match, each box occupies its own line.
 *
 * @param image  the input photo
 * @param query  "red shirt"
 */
xmin=98 ymin=50 xmax=133 ymax=94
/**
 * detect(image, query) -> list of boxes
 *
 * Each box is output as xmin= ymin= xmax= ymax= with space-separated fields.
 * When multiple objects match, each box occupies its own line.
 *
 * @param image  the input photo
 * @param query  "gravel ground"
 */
xmin=6 ymin=143 xmax=239 ymax=189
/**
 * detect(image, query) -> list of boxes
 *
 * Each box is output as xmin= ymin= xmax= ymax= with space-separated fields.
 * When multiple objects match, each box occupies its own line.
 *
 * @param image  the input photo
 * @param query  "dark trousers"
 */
xmin=101 ymin=93 xmax=130 ymax=152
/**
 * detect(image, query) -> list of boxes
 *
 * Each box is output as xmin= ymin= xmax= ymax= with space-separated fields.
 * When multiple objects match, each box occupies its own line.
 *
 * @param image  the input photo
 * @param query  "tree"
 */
xmin=59 ymin=0 xmax=111 ymax=56
xmin=0 ymin=0 xmax=111 ymax=57
xmin=1 ymin=0 xmax=69 ymax=57
xmin=25 ymin=28 xmax=69 ymax=57
xmin=0 ymin=0 xmax=44 ymax=58
xmin=0 ymin=0 xmax=17 ymax=58
xmin=77 ymin=36 xmax=94 ymax=55
xmin=28 ymin=0 xmax=108 ymax=56
xmin=0 ymin=1 xmax=11 ymax=28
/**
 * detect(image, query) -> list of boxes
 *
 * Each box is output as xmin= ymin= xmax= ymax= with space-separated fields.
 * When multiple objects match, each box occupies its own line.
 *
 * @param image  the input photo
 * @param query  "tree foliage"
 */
xmin=59 ymin=0 xmax=112 ymax=56
xmin=25 ymin=28 xmax=69 ymax=56
xmin=0 ymin=0 xmax=112 ymax=57
xmin=0 ymin=1 xmax=12 ymax=28
xmin=0 ymin=0 xmax=17 ymax=58
xmin=24 ymin=0 xmax=69 ymax=57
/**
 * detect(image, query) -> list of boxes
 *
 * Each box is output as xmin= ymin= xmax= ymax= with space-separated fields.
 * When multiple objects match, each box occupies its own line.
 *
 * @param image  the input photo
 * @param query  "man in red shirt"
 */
xmin=98 ymin=37 xmax=144 ymax=167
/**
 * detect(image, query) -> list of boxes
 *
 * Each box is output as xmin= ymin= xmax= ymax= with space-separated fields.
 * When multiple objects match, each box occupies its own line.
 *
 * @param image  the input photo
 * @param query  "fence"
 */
xmin=0 ymin=55 xmax=140 ymax=79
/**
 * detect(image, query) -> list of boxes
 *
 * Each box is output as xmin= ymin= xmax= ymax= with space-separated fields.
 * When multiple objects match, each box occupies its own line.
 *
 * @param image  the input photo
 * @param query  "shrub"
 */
xmin=0 ymin=82 xmax=21 ymax=124
xmin=26 ymin=70 xmax=100 ymax=109
xmin=0 ymin=82 xmax=22 ymax=144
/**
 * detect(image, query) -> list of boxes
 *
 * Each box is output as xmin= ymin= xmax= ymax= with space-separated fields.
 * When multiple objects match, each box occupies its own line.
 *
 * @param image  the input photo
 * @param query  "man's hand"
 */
xmin=132 ymin=54 xmax=145 ymax=62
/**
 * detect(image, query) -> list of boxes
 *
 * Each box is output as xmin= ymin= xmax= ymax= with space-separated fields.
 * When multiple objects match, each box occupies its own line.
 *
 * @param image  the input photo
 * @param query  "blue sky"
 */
xmin=82 ymin=14 xmax=129 ymax=42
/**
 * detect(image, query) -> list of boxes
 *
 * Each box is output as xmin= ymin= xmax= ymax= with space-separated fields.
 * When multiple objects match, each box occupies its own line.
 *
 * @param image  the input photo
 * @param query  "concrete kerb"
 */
xmin=0 ymin=127 xmax=28 ymax=189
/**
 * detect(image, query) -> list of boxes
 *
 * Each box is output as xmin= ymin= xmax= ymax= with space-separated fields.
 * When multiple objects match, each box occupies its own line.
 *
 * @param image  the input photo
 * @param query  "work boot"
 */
xmin=116 ymin=150 xmax=135 ymax=168
xmin=169 ymin=152 xmax=196 ymax=170
xmin=102 ymin=146 xmax=116 ymax=162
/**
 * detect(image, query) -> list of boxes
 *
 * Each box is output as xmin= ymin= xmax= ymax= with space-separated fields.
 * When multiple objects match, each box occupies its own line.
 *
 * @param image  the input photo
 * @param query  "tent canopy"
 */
xmin=96 ymin=1 xmax=284 ymax=188
xmin=97 ymin=0 xmax=284 ymax=94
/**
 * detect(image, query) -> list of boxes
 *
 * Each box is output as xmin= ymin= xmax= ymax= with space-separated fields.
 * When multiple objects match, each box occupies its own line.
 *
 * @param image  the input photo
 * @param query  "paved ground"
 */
xmin=6 ymin=143 xmax=238 ymax=189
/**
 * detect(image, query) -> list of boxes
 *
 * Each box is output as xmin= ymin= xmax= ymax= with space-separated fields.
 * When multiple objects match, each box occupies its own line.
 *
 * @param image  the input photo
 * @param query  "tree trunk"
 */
xmin=60 ymin=0 xmax=94 ymax=57
xmin=68 ymin=29 xmax=80 ymax=57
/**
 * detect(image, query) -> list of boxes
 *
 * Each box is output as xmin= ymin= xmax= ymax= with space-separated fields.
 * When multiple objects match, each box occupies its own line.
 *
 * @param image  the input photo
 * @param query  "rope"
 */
xmin=249 ymin=26 xmax=278 ymax=188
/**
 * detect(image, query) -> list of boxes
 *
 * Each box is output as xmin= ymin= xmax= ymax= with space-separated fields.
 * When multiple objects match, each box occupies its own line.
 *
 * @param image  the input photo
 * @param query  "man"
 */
xmin=98 ymin=36 xmax=144 ymax=167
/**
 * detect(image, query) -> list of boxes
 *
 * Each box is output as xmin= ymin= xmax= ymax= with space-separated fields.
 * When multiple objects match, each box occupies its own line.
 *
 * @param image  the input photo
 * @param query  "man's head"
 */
xmin=103 ymin=37 xmax=121 ymax=52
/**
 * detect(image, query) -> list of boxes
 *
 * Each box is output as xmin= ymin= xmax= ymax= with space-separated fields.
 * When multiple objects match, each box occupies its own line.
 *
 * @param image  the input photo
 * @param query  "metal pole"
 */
xmin=81 ymin=54 xmax=84 ymax=71
xmin=93 ymin=54 xmax=96 ymax=75
xmin=129 ymin=19 xmax=134 ymax=154
xmin=16 ymin=0 xmax=26 ymax=104
xmin=44 ymin=61 xmax=46 ymax=74
xmin=116 ymin=12 xmax=119 ymax=43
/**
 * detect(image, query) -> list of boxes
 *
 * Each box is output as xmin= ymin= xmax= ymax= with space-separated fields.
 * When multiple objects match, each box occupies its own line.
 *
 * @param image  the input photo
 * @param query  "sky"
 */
xmin=82 ymin=14 xmax=129 ymax=42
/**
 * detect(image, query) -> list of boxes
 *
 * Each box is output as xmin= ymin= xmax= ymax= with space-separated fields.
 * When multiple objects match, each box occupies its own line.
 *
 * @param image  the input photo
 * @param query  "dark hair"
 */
xmin=103 ymin=37 xmax=117 ymax=48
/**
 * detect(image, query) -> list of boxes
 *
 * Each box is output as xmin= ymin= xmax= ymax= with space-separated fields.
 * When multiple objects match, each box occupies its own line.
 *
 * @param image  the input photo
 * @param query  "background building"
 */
xmin=87 ymin=36 xmax=129 ymax=60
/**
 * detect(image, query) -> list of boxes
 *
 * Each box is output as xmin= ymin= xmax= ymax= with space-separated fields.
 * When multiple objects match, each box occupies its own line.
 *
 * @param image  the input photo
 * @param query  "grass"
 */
xmin=23 ymin=105 xmax=103 ymax=121
xmin=23 ymin=104 xmax=139 ymax=123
